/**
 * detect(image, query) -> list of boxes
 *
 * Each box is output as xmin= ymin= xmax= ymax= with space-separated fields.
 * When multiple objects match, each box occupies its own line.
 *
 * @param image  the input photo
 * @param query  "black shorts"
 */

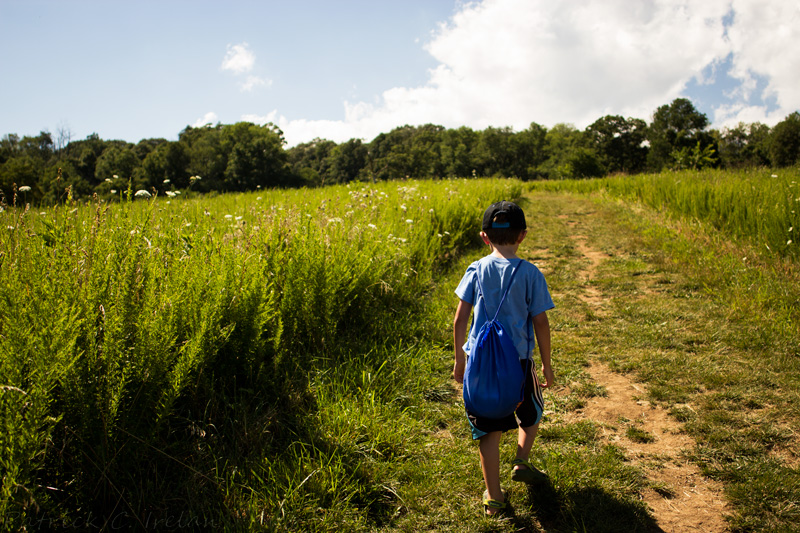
xmin=466 ymin=360 xmax=544 ymax=440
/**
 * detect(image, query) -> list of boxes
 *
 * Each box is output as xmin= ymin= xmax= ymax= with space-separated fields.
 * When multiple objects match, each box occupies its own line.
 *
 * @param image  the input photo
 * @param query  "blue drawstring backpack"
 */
xmin=463 ymin=261 xmax=528 ymax=419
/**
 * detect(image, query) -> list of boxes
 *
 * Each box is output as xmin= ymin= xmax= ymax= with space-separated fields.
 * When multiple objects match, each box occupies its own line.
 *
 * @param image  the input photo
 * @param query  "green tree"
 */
xmin=287 ymin=138 xmax=338 ymax=186
xmin=510 ymin=122 xmax=548 ymax=179
xmin=539 ymin=124 xmax=603 ymax=179
xmin=769 ymin=112 xmax=800 ymax=167
xmin=586 ymin=115 xmax=648 ymax=174
xmin=473 ymin=126 xmax=516 ymax=177
xmin=329 ymin=139 xmax=368 ymax=184
xmin=716 ymin=122 xmax=771 ymax=168
xmin=439 ymin=126 xmax=479 ymax=177
xmin=94 ymin=145 xmax=139 ymax=184
xmin=221 ymin=122 xmax=291 ymax=190
xmin=647 ymin=98 xmax=712 ymax=171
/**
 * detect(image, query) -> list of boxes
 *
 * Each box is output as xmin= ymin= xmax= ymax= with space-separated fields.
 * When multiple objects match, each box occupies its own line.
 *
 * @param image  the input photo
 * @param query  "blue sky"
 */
xmin=2 ymin=0 xmax=798 ymax=147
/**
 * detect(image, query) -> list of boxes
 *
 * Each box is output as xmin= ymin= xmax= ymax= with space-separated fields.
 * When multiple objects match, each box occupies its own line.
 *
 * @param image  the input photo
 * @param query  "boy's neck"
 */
xmin=490 ymin=244 xmax=520 ymax=260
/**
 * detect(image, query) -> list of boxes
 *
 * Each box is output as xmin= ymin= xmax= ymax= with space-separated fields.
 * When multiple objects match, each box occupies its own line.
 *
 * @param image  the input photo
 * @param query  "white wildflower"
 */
xmin=224 ymin=214 xmax=233 ymax=219
xmin=771 ymin=174 xmax=778 ymax=178
xmin=19 ymin=186 xmax=31 ymax=192
xmin=113 ymin=174 xmax=119 ymax=179
xmin=105 ymin=178 xmax=113 ymax=183
xmin=429 ymin=209 xmax=434 ymax=213
xmin=7 ymin=226 xmax=14 ymax=230
xmin=790 ymin=227 xmax=794 ymax=232
xmin=368 ymin=224 xmax=377 ymax=229
xmin=39 ymin=212 xmax=46 ymax=216
xmin=788 ymin=240 xmax=793 ymax=245
xmin=437 ymin=234 xmax=443 ymax=238
xmin=400 ymin=204 xmax=407 ymax=211
xmin=256 ymin=196 xmax=262 ymax=200
xmin=406 ymin=219 xmax=413 ymax=224
xmin=134 ymin=189 xmax=151 ymax=198
xmin=166 ymin=191 xmax=176 ymax=198
xmin=163 ymin=179 xmax=170 ymax=184
xmin=110 ymin=189 xmax=117 ymax=194
xmin=235 ymin=216 xmax=242 ymax=221
xmin=328 ymin=217 xmax=343 ymax=223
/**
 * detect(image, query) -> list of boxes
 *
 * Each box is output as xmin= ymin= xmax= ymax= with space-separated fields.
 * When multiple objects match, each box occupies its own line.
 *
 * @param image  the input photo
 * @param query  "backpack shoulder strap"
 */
xmin=476 ymin=259 xmax=523 ymax=321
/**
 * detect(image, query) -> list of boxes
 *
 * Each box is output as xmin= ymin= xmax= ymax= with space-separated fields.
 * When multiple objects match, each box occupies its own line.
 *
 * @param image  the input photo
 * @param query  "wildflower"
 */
xmin=185 ymin=223 xmax=192 ymax=227
xmin=438 ymin=234 xmax=443 ymax=238
xmin=7 ymin=226 xmax=14 ymax=230
xmin=163 ymin=179 xmax=170 ymax=184
xmin=113 ymin=174 xmax=119 ymax=179
xmin=328 ymin=217 xmax=343 ymax=223
xmin=429 ymin=209 xmax=434 ymax=213
xmin=788 ymin=240 xmax=793 ymax=245
xmin=771 ymin=174 xmax=778 ymax=178
xmin=105 ymin=178 xmax=113 ymax=183
xmin=19 ymin=186 xmax=31 ymax=192
xmin=166 ymin=191 xmax=177 ymax=198
xmin=134 ymin=189 xmax=151 ymax=198
xmin=225 ymin=214 xmax=233 ymax=219
xmin=400 ymin=204 xmax=407 ymax=211
xmin=111 ymin=189 xmax=117 ymax=194
xmin=368 ymin=224 xmax=377 ymax=229
xmin=790 ymin=227 xmax=794 ymax=232
xmin=256 ymin=196 xmax=262 ymax=200
xmin=235 ymin=216 xmax=242 ymax=221
xmin=406 ymin=219 xmax=413 ymax=224
xmin=39 ymin=212 xmax=46 ymax=216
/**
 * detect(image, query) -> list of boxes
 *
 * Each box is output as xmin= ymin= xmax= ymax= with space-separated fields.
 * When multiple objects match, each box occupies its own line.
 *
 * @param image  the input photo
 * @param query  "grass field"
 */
xmin=2 ymin=171 xmax=799 ymax=531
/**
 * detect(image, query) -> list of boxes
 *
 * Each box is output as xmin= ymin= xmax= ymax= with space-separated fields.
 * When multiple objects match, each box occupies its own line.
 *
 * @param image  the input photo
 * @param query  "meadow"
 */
xmin=1 ymin=169 xmax=799 ymax=531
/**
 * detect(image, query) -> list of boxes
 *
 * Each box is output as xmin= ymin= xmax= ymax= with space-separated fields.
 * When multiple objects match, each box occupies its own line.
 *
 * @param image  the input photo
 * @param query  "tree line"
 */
xmin=2 ymin=98 xmax=799 ymax=205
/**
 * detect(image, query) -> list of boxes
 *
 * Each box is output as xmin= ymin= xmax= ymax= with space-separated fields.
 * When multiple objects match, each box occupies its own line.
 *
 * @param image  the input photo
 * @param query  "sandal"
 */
xmin=482 ymin=489 xmax=507 ymax=516
xmin=511 ymin=458 xmax=549 ymax=484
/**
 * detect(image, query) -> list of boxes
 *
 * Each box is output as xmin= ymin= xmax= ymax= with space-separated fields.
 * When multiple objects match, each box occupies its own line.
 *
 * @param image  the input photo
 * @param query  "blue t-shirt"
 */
xmin=455 ymin=255 xmax=554 ymax=360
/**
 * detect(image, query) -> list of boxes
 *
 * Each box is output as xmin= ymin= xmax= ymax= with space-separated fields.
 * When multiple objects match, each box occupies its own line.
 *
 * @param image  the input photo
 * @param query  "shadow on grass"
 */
xmin=509 ymin=480 xmax=665 ymax=533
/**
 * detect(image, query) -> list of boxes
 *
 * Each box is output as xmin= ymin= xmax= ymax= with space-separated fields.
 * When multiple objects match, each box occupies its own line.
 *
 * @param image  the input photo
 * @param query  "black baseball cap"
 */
xmin=482 ymin=201 xmax=526 ymax=231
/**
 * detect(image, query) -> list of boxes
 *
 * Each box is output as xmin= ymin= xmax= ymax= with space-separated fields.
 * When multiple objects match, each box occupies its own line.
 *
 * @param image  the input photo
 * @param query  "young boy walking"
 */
xmin=452 ymin=200 xmax=554 ymax=516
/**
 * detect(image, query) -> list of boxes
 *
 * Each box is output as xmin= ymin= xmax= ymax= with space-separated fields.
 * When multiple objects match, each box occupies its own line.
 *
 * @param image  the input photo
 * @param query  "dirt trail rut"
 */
xmin=563 ymin=220 xmax=730 ymax=532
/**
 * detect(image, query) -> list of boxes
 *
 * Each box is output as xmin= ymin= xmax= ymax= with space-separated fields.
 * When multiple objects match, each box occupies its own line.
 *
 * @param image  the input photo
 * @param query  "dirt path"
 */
xmin=564 ymin=221 xmax=731 ymax=532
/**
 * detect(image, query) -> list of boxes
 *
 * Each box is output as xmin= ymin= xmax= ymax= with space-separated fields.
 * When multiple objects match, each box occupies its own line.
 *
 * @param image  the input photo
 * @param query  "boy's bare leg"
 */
xmin=515 ymin=422 xmax=539 ymax=465
xmin=479 ymin=431 xmax=504 ymax=513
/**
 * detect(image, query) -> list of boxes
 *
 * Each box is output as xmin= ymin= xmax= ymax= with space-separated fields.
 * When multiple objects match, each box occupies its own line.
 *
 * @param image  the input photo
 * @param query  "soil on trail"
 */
xmin=563 ymin=221 xmax=730 ymax=533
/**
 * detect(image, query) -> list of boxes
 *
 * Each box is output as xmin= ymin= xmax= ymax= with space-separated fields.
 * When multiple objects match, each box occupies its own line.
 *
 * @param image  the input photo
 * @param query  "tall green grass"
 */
xmin=0 ymin=178 xmax=522 ymax=529
xmin=535 ymin=168 xmax=800 ymax=259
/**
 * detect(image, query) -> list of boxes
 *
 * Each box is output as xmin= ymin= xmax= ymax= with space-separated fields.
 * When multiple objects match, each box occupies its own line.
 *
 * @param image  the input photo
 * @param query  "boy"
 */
xmin=452 ymin=200 xmax=554 ymax=516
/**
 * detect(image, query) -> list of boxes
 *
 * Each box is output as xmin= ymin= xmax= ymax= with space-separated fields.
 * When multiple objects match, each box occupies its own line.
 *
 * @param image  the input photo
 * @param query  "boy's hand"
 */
xmin=453 ymin=354 xmax=465 ymax=384
xmin=541 ymin=365 xmax=555 ymax=388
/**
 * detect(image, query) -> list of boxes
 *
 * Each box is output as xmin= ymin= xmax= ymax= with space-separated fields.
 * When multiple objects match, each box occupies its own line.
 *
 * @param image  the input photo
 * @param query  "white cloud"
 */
xmin=251 ymin=0 xmax=800 ymax=146
xmin=221 ymin=43 xmax=256 ymax=74
xmin=192 ymin=111 xmax=219 ymax=128
xmin=714 ymin=0 xmax=800 ymax=128
xmin=241 ymin=75 xmax=272 ymax=92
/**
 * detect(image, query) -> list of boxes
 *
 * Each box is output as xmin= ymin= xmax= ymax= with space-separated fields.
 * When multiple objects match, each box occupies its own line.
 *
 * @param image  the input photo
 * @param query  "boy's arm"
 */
xmin=532 ymin=311 xmax=553 ymax=388
xmin=452 ymin=299 xmax=472 ymax=384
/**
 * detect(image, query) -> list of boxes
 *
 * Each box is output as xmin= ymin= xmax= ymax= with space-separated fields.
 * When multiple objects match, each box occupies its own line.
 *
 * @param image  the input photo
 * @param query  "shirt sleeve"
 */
xmin=454 ymin=262 xmax=478 ymax=304
xmin=528 ymin=267 xmax=555 ymax=317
